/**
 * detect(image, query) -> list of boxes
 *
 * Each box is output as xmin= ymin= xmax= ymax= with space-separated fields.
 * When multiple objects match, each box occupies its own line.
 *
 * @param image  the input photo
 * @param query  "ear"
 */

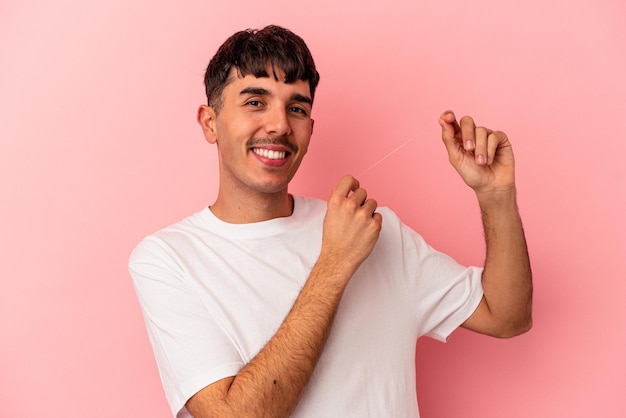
xmin=310 ymin=118 xmax=315 ymax=136
xmin=197 ymin=105 xmax=218 ymax=144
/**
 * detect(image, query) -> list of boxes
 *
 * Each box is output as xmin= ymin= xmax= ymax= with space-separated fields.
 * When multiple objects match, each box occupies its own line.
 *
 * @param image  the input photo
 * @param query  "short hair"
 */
xmin=203 ymin=25 xmax=320 ymax=113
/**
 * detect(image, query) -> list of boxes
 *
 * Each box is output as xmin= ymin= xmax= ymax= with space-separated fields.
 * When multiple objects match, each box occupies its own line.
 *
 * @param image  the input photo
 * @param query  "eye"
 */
xmin=245 ymin=100 xmax=264 ymax=107
xmin=289 ymin=106 xmax=308 ymax=115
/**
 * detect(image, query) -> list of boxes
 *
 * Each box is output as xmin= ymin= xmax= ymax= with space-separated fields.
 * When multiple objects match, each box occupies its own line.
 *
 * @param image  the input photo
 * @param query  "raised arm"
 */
xmin=438 ymin=111 xmax=532 ymax=338
xmin=186 ymin=175 xmax=382 ymax=417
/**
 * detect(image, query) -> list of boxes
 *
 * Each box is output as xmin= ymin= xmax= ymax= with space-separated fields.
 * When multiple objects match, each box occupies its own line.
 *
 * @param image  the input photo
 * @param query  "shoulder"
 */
xmin=129 ymin=208 xmax=211 ymax=268
xmin=372 ymin=206 xmax=435 ymax=257
xmin=377 ymin=205 xmax=408 ymax=237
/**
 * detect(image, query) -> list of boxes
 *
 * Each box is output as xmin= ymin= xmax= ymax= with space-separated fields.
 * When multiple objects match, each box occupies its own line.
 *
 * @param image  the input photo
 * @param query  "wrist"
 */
xmin=476 ymin=187 xmax=518 ymax=212
xmin=311 ymin=255 xmax=354 ymax=287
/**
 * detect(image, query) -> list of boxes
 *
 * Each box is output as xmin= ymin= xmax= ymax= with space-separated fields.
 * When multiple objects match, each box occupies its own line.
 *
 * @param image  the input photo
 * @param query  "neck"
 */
xmin=210 ymin=189 xmax=294 ymax=224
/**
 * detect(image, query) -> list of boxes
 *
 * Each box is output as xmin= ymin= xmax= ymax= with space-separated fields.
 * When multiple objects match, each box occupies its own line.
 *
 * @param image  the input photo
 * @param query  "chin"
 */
xmin=254 ymin=174 xmax=294 ymax=194
xmin=255 ymin=182 xmax=289 ymax=195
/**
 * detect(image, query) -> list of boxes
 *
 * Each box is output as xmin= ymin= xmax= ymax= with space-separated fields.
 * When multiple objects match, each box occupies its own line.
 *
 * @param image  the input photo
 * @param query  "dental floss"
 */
xmin=358 ymin=131 xmax=424 ymax=177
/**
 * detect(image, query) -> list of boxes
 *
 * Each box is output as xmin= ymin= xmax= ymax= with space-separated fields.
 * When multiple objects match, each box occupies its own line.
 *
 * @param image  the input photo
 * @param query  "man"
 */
xmin=129 ymin=25 xmax=532 ymax=418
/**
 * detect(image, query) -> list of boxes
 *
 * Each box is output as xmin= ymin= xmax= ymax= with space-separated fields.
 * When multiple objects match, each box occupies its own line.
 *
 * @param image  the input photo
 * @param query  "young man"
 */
xmin=129 ymin=25 xmax=532 ymax=418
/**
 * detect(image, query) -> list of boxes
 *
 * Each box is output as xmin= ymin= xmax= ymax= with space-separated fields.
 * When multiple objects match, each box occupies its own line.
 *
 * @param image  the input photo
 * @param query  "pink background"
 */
xmin=2 ymin=1 xmax=625 ymax=416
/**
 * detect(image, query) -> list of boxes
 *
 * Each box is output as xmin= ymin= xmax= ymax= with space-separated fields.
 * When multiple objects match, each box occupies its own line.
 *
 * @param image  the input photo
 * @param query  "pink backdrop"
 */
xmin=2 ymin=1 xmax=625 ymax=416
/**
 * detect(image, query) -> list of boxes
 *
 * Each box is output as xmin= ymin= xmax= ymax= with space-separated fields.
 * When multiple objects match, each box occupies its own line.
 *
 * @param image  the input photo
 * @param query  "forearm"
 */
xmin=187 ymin=259 xmax=350 ymax=418
xmin=477 ymin=187 xmax=533 ymax=336
xmin=188 ymin=176 xmax=381 ymax=417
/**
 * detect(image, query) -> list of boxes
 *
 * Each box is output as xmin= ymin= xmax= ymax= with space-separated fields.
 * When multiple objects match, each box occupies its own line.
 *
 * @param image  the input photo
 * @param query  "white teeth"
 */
xmin=253 ymin=148 xmax=286 ymax=160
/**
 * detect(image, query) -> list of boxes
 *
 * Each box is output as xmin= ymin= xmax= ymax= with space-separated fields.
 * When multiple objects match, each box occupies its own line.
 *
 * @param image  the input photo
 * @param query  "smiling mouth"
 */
xmin=252 ymin=148 xmax=288 ymax=160
xmin=247 ymin=137 xmax=297 ymax=160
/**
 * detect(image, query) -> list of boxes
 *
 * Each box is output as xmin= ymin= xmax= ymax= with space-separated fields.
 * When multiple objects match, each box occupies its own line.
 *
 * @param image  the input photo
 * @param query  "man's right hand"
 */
xmin=319 ymin=175 xmax=383 ymax=281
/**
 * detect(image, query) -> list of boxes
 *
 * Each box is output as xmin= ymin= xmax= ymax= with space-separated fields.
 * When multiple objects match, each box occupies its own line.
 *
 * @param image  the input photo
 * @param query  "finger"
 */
xmin=474 ymin=126 xmax=492 ymax=166
xmin=440 ymin=110 xmax=459 ymax=128
xmin=460 ymin=116 xmax=476 ymax=151
xmin=487 ymin=131 xmax=508 ymax=164
xmin=349 ymin=187 xmax=368 ymax=206
xmin=361 ymin=198 xmax=378 ymax=215
xmin=438 ymin=110 xmax=460 ymax=151
xmin=332 ymin=175 xmax=360 ymax=198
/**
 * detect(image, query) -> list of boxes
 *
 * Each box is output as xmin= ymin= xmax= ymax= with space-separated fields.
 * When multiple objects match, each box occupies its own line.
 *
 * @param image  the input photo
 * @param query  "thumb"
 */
xmin=438 ymin=110 xmax=459 ymax=150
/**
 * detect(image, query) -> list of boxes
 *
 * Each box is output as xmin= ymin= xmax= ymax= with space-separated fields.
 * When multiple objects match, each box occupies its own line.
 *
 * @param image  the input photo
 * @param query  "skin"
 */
xmin=197 ymin=68 xmax=315 ymax=224
xmin=439 ymin=112 xmax=533 ymax=337
xmin=187 ymin=69 xmax=532 ymax=417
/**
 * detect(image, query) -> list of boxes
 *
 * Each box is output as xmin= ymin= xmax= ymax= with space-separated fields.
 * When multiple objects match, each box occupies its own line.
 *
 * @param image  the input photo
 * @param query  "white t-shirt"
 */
xmin=129 ymin=196 xmax=483 ymax=417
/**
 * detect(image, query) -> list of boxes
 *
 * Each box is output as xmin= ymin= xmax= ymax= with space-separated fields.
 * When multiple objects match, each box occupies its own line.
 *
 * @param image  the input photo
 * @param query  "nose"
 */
xmin=264 ymin=106 xmax=291 ymax=137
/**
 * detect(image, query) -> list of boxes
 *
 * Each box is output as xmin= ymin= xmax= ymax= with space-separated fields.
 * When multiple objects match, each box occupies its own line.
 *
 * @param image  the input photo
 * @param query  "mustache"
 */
xmin=246 ymin=137 xmax=298 ymax=154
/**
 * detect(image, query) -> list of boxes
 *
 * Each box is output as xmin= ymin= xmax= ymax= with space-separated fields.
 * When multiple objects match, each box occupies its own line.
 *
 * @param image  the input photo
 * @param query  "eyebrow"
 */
xmin=239 ymin=87 xmax=312 ymax=106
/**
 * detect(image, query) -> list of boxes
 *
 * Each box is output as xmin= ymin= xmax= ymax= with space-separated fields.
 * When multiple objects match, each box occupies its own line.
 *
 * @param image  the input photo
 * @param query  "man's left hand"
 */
xmin=438 ymin=111 xmax=516 ymax=195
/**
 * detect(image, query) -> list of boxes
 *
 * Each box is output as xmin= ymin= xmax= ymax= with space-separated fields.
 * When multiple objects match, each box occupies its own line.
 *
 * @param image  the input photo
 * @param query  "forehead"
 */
xmin=224 ymin=67 xmax=312 ymax=98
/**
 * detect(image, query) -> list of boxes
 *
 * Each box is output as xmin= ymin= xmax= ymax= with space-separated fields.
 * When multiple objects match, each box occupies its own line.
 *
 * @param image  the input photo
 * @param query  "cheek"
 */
xmin=216 ymin=110 xmax=257 ymax=138
xmin=214 ymin=127 xmax=244 ymax=153
xmin=296 ymin=130 xmax=311 ymax=154
xmin=295 ymin=120 xmax=313 ymax=145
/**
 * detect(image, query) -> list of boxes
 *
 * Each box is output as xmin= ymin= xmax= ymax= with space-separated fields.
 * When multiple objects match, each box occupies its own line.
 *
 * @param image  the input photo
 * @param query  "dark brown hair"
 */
xmin=204 ymin=25 xmax=320 ymax=113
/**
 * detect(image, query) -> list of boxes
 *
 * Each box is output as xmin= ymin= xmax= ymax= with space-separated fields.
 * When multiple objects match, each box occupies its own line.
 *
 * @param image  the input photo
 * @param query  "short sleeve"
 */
xmin=387 ymin=212 xmax=484 ymax=342
xmin=129 ymin=236 xmax=244 ymax=417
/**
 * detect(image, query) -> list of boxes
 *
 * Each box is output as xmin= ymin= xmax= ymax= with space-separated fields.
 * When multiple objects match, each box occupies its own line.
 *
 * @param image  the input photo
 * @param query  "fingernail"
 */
xmin=465 ymin=140 xmax=473 ymax=150
xmin=477 ymin=154 xmax=485 ymax=165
